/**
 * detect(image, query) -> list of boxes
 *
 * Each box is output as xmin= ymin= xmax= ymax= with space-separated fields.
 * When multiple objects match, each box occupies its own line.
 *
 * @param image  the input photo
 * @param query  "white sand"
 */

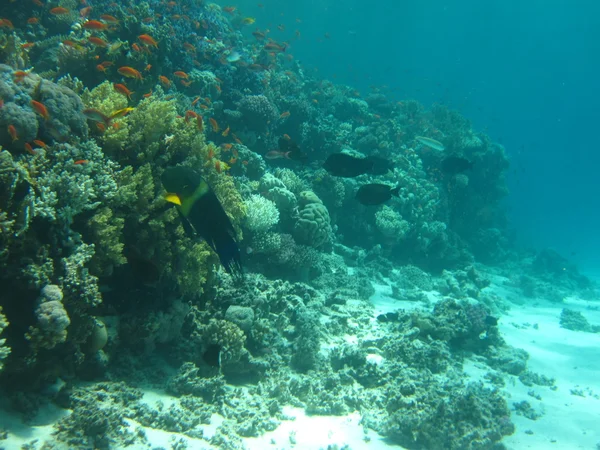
xmin=1 ymin=273 xmax=599 ymax=450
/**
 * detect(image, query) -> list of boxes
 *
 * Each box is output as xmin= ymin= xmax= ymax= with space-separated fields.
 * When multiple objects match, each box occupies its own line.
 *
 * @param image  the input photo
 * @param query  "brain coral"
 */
xmin=293 ymin=191 xmax=331 ymax=248
xmin=0 ymin=64 xmax=88 ymax=149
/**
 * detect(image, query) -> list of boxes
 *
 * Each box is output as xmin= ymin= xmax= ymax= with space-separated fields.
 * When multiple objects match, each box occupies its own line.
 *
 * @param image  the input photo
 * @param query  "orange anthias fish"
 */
xmin=33 ymin=139 xmax=47 ymax=148
xmin=88 ymin=36 xmax=109 ymax=47
xmin=264 ymin=41 xmax=287 ymax=53
xmin=0 ymin=19 xmax=15 ymax=29
xmin=138 ymin=34 xmax=158 ymax=47
xmin=100 ymin=14 xmax=119 ymax=23
xmin=173 ymin=71 xmax=189 ymax=79
xmin=209 ymin=118 xmax=219 ymax=132
xmin=113 ymin=83 xmax=133 ymax=100
xmin=221 ymin=126 xmax=230 ymax=137
xmin=279 ymin=111 xmax=290 ymax=119
xmin=118 ymin=66 xmax=143 ymax=80
xmin=50 ymin=7 xmax=71 ymax=15
xmin=159 ymin=75 xmax=171 ymax=87
xmin=31 ymin=100 xmax=49 ymax=120
xmin=24 ymin=143 xmax=35 ymax=155
xmin=185 ymin=110 xmax=198 ymax=122
xmin=83 ymin=20 xmax=109 ymax=30
xmin=7 ymin=125 xmax=18 ymax=142
xmin=223 ymin=6 xmax=236 ymax=14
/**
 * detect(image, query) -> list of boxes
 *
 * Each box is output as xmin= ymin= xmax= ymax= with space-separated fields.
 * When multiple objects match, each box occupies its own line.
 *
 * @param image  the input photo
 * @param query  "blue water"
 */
xmin=244 ymin=0 xmax=600 ymax=273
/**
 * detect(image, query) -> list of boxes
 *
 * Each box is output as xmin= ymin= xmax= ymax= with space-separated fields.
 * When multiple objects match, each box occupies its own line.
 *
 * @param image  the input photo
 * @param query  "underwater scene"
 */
xmin=0 ymin=0 xmax=598 ymax=449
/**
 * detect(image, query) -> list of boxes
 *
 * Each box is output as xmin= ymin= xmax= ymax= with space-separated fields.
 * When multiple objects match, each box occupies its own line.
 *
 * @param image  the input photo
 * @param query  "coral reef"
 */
xmin=0 ymin=1 xmax=578 ymax=448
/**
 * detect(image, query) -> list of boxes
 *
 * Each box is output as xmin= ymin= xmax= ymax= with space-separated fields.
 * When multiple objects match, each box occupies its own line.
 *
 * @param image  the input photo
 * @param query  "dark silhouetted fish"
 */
xmin=485 ymin=315 xmax=498 ymax=326
xmin=441 ymin=156 xmax=473 ymax=175
xmin=323 ymin=153 xmax=393 ymax=177
xmin=377 ymin=312 xmax=399 ymax=322
xmin=161 ymin=166 xmax=243 ymax=277
xmin=356 ymin=183 xmax=400 ymax=205
xmin=202 ymin=344 xmax=222 ymax=367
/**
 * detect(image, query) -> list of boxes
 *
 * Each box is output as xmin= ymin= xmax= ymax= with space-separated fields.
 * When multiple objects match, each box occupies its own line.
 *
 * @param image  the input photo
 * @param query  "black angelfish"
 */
xmin=323 ymin=153 xmax=393 ymax=178
xmin=356 ymin=183 xmax=400 ymax=206
xmin=161 ymin=166 xmax=243 ymax=277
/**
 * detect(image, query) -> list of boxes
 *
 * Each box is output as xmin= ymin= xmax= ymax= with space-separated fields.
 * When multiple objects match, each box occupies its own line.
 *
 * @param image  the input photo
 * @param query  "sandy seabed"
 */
xmin=1 ymin=271 xmax=599 ymax=450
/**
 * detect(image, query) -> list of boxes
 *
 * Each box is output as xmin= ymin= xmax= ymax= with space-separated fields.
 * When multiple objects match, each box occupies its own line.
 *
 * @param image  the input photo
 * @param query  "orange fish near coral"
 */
xmin=173 ymin=71 xmax=189 ymax=79
xmin=221 ymin=126 xmax=230 ymax=137
xmin=138 ymin=34 xmax=158 ymax=48
xmin=279 ymin=111 xmax=290 ymax=119
xmin=223 ymin=6 xmax=237 ymax=13
xmin=33 ymin=140 xmax=47 ymax=148
xmin=100 ymin=14 xmax=119 ymax=23
xmin=185 ymin=110 xmax=198 ymax=122
xmin=159 ymin=75 xmax=171 ymax=87
xmin=83 ymin=20 xmax=109 ymax=30
xmin=50 ymin=7 xmax=71 ymax=15
xmin=7 ymin=125 xmax=18 ymax=142
xmin=113 ymin=83 xmax=133 ymax=100
xmin=31 ymin=100 xmax=49 ymax=120
xmin=0 ymin=19 xmax=15 ymax=29
xmin=74 ymin=159 xmax=89 ymax=165
xmin=118 ymin=66 xmax=143 ymax=80
xmin=209 ymin=118 xmax=219 ymax=132
xmin=24 ymin=143 xmax=35 ymax=155
xmin=88 ymin=36 xmax=109 ymax=47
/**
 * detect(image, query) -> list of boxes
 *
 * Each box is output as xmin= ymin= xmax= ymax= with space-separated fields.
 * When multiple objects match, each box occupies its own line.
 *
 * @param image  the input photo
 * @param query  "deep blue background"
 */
xmin=236 ymin=0 xmax=599 ymax=273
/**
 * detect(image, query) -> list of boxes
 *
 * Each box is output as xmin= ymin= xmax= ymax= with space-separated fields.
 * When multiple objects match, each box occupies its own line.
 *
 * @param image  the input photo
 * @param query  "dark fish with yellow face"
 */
xmin=161 ymin=167 xmax=243 ymax=277
xmin=323 ymin=153 xmax=393 ymax=177
xmin=355 ymin=183 xmax=400 ymax=205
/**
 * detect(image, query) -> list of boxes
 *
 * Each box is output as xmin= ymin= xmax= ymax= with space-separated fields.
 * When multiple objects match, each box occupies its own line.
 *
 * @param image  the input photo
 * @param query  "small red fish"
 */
xmin=83 ymin=20 xmax=108 ymax=30
xmin=74 ymin=159 xmax=89 ymax=165
xmin=8 ymin=125 xmax=18 ymax=141
xmin=24 ymin=143 xmax=35 ymax=155
xmin=31 ymin=100 xmax=49 ymax=120
xmin=50 ymin=7 xmax=71 ymax=15
xmin=138 ymin=34 xmax=158 ymax=47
